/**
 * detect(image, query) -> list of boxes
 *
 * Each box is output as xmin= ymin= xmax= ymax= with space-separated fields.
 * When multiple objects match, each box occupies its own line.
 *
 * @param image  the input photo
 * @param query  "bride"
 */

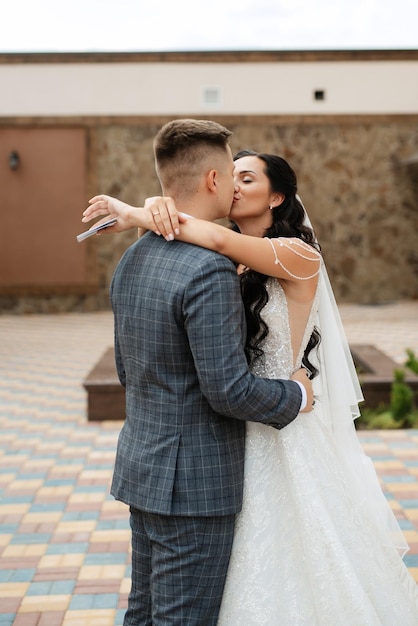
xmin=82 ymin=150 xmax=418 ymax=624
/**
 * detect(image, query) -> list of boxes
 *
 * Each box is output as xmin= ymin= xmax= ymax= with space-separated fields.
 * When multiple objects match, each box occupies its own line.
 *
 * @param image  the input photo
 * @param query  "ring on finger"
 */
xmin=152 ymin=211 xmax=160 ymax=216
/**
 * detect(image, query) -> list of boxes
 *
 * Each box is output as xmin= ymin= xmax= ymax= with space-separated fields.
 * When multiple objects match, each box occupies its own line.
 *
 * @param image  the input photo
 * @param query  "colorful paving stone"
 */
xmin=1 ymin=305 xmax=418 ymax=624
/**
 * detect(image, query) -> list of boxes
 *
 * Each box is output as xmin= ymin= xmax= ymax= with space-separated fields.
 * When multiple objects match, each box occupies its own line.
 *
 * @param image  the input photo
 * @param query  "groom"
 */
xmin=109 ymin=119 xmax=313 ymax=625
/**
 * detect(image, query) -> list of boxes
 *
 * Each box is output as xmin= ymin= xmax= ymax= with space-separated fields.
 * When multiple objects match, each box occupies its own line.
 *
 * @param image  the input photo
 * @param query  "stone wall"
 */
xmin=1 ymin=115 xmax=417 ymax=313
xmin=94 ymin=117 xmax=418 ymax=305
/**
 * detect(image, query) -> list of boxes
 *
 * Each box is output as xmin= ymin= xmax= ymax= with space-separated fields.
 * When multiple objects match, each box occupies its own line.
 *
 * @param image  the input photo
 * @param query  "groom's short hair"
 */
xmin=153 ymin=119 xmax=233 ymax=197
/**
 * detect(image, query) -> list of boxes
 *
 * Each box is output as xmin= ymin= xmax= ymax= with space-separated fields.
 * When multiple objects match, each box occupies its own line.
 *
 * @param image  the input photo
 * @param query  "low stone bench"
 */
xmin=83 ymin=347 xmax=125 ymax=421
xmin=83 ymin=344 xmax=418 ymax=421
xmin=350 ymin=344 xmax=418 ymax=408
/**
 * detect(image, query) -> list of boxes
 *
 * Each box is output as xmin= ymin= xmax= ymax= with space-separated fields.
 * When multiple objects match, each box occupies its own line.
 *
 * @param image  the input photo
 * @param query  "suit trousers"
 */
xmin=124 ymin=507 xmax=236 ymax=626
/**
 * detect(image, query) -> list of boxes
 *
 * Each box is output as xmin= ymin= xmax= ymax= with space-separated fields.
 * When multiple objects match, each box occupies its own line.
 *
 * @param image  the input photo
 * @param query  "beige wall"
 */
xmin=1 ymin=59 xmax=417 ymax=116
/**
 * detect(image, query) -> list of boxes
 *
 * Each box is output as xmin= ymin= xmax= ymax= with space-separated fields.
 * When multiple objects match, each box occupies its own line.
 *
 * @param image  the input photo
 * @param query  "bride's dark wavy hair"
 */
xmin=233 ymin=150 xmax=321 ymax=378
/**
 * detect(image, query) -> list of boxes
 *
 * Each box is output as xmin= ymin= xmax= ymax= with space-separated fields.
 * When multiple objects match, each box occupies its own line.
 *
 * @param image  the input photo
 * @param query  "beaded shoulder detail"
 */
xmin=265 ymin=237 xmax=321 ymax=280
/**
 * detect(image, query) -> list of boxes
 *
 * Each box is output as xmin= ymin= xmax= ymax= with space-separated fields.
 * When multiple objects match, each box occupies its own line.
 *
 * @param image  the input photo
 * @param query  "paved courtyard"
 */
xmin=0 ymin=301 xmax=418 ymax=625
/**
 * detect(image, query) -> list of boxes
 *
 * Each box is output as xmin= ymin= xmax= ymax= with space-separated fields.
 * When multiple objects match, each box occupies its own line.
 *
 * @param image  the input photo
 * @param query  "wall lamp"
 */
xmin=8 ymin=150 xmax=20 ymax=171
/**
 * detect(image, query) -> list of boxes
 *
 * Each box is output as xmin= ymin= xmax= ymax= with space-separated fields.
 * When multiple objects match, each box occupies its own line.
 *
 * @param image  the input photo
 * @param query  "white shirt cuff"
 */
xmin=294 ymin=380 xmax=307 ymax=411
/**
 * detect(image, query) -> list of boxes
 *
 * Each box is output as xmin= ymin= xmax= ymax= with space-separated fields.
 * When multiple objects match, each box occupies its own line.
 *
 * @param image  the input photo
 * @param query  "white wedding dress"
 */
xmin=217 ymin=277 xmax=418 ymax=625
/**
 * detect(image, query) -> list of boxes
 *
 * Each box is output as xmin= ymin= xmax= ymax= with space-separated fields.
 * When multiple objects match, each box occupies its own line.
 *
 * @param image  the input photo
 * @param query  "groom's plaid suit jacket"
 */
xmin=110 ymin=231 xmax=302 ymax=516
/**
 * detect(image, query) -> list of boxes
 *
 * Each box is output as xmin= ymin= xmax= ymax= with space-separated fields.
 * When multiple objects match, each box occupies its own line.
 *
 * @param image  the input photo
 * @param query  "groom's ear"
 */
xmin=206 ymin=169 xmax=218 ymax=193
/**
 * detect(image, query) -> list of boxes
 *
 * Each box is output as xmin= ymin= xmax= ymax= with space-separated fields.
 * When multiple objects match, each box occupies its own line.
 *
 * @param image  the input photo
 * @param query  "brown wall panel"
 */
xmin=0 ymin=128 xmax=89 ymax=291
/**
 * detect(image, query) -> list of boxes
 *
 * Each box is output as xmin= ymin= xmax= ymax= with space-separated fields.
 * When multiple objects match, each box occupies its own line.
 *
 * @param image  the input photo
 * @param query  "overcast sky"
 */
xmin=1 ymin=0 xmax=417 ymax=53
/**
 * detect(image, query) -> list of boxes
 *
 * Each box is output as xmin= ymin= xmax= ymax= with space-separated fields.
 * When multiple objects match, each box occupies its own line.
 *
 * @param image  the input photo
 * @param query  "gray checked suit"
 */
xmin=110 ymin=231 xmax=302 ymax=625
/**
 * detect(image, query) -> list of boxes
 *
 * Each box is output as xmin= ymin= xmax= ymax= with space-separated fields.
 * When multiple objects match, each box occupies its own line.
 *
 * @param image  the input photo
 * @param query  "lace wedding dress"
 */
xmin=217 ymin=277 xmax=418 ymax=625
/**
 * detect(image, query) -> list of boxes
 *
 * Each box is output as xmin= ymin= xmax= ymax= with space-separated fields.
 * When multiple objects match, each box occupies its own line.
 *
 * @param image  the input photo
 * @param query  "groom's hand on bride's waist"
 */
xmin=290 ymin=368 xmax=314 ymax=412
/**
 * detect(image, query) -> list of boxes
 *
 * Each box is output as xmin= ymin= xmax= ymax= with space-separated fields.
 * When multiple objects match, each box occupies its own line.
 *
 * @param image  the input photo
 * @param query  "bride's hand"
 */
xmin=82 ymin=194 xmax=143 ymax=233
xmin=143 ymin=196 xmax=186 ymax=240
xmin=82 ymin=194 xmax=187 ymax=241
